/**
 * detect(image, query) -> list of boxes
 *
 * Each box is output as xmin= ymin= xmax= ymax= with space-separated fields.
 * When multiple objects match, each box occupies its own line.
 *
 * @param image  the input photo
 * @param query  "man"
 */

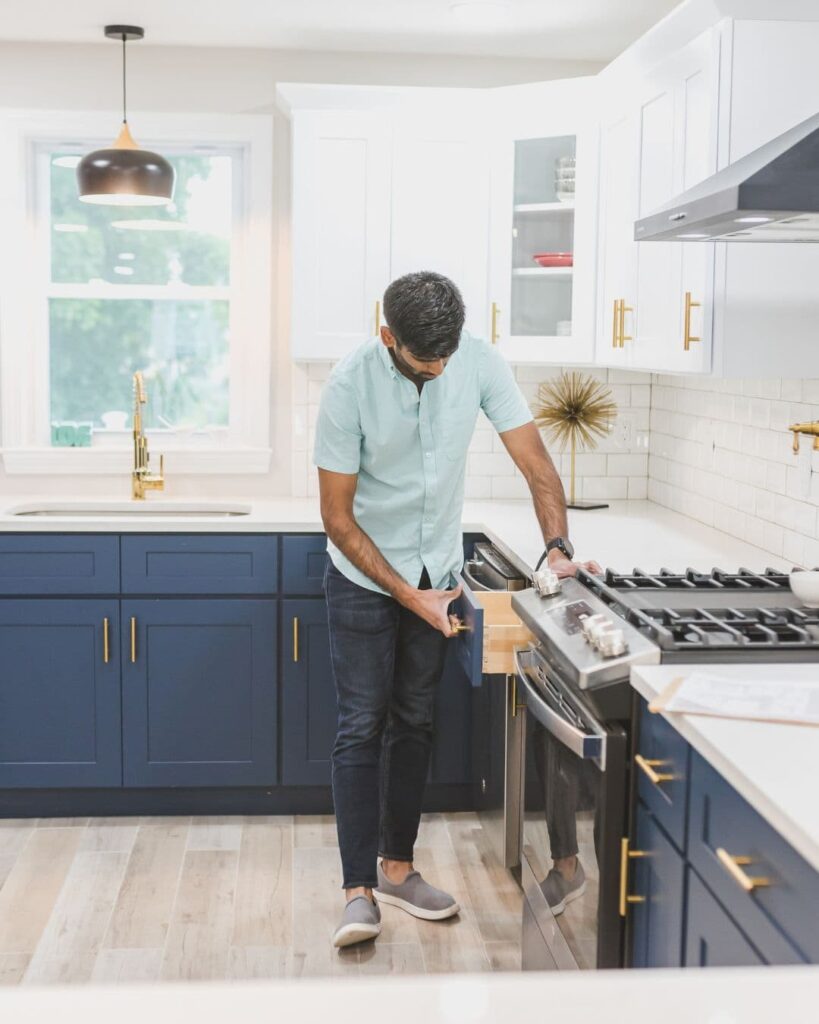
xmin=314 ymin=271 xmax=599 ymax=949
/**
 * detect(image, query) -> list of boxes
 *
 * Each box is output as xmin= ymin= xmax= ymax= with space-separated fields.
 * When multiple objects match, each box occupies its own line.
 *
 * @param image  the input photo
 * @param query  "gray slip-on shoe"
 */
xmin=374 ymin=862 xmax=460 ymax=921
xmin=332 ymin=895 xmax=382 ymax=948
xmin=540 ymin=860 xmax=587 ymax=916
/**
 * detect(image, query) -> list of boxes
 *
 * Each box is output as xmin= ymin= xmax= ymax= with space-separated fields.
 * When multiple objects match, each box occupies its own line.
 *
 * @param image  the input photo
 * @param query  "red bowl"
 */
xmin=533 ymin=252 xmax=573 ymax=267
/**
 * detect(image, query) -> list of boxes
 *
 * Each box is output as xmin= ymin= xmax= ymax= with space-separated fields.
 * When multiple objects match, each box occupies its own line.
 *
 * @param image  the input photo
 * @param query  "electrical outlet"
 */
xmin=612 ymin=411 xmax=637 ymax=450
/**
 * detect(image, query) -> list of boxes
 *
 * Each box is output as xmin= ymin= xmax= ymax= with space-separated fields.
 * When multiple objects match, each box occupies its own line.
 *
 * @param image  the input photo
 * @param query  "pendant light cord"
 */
xmin=121 ymin=33 xmax=127 ymax=124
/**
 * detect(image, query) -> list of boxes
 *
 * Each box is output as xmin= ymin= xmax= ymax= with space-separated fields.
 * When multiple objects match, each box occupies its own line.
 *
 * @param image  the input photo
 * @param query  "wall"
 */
xmin=648 ymin=376 xmax=819 ymax=567
xmin=293 ymin=364 xmax=651 ymax=503
xmin=0 ymin=40 xmax=601 ymax=499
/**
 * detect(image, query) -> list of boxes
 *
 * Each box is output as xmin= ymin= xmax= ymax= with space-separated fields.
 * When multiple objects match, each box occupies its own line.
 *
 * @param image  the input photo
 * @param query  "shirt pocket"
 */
xmin=441 ymin=408 xmax=478 ymax=461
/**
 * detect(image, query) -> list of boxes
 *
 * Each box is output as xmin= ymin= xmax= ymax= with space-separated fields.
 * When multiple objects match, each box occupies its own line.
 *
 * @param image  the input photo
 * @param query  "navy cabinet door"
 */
xmin=629 ymin=802 xmax=686 ymax=968
xmin=281 ymin=598 xmax=336 ymax=785
xmin=0 ymin=599 xmax=121 ymax=787
xmin=429 ymin=645 xmax=472 ymax=785
xmin=685 ymin=869 xmax=765 ymax=967
xmin=281 ymin=536 xmax=328 ymax=595
xmin=121 ymin=599 xmax=277 ymax=787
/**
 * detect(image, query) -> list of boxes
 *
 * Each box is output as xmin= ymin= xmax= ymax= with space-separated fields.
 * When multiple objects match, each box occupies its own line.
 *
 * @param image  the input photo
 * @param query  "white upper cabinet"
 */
xmin=290 ymin=110 xmax=391 ymax=362
xmin=488 ymin=79 xmax=599 ymax=364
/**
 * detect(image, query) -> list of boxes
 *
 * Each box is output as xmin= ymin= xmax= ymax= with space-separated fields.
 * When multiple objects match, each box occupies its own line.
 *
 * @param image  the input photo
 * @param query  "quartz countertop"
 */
xmin=631 ymin=664 xmax=819 ymax=873
xmin=0 ymin=497 xmax=793 ymax=575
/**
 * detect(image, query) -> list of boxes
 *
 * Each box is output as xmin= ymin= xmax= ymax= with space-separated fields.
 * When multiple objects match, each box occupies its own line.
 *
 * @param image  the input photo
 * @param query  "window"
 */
xmin=0 ymin=113 xmax=272 ymax=474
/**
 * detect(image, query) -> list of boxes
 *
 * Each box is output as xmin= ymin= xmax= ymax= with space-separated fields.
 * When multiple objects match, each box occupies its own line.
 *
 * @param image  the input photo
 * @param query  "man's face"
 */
xmin=381 ymin=327 xmax=455 ymax=384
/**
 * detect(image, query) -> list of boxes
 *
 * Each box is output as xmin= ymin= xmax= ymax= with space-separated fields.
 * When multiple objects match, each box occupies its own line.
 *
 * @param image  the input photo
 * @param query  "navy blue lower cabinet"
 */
xmin=281 ymin=598 xmax=337 ymax=785
xmin=281 ymin=536 xmax=328 ymax=595
xmin=685 ymin=869 xmax=765 ymax=967
xmin=0 ymin=599 xmax=122 ymax=787
xmin=429 ymin=644 xmax=472 ymax=785
xmin=629 ymin=802 xmax=686 ymax=968
xmin=121 ymin=599 xmax=277 ymax=787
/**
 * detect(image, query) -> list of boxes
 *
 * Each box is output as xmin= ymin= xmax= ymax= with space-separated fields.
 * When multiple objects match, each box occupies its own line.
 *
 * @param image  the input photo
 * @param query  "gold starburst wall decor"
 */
xmin=533 ymin=371 xmax=618 ymax=510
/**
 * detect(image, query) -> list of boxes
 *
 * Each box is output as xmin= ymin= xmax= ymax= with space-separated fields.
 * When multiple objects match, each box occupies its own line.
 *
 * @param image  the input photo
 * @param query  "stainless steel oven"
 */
xmin=515 ymin=646 xmax=627 ymax=970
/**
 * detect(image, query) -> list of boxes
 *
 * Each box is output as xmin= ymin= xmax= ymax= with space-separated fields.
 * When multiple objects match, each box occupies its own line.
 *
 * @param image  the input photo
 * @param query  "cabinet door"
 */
xmin=428 ymin=645 xmax=472 ymax=785
xmin=291 ymin=110 xmax=391 ymax=361
xmin=281 ymin=598 xmax=336 ymax=785
xmin=596 ymin=108 xmax=640 ymax=367
xmin=629 ymin=803 xmax=686 ymax=968
xmin=0 ymin=599 xmax=121 ymax=787
xmin=122 ymin=599 xmax=277 ymax=787
xmin=685 ymin=869 xmax=765 ymax=967
xmin=390 ymin=115 xmax=490 ymax=342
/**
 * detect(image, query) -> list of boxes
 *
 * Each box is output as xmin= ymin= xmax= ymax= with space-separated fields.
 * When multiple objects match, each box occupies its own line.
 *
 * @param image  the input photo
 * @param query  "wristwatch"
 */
xmin=535 ymin=537 xmax=575 ymax=570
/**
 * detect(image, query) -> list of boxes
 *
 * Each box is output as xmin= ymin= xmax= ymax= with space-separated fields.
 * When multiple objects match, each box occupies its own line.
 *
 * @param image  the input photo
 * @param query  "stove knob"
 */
xmin=581 ymin=613 xmax=608 ymax=641
xmin=588 ymin=617 xmax=614 ymax=645
xmin=532 ymin=569 xmax=561 ymax=597
xmin=597 ymin=628 xmax=628 ymax=658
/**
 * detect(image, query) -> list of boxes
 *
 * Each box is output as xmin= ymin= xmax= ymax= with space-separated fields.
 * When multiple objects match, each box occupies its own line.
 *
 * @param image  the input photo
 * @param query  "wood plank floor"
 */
xmin=0 ymin=812 xmax=522 ymax=984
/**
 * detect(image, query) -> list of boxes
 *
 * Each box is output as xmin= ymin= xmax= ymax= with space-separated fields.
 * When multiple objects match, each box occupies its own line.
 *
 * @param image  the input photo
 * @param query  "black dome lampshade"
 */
xmin=77 ymin=25 xmax=175 ymax=206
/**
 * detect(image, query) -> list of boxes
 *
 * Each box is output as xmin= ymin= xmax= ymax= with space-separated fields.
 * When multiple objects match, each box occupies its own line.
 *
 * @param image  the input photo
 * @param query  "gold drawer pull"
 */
xmin=619 ymin=837 xmax=649 ymax=916
xmin=619 ymin=301 xmax=633 ymax=345
xmin=130 ymin=616 xmax=137 ymax=663
xmin=683 ymin=291 xmax=701 ymax=351
xmin=490 ymin=301 xmax=501 ymax=345
xmin=635 ymin=753 xmax=675 ymax=785
xmin=293 ymin=617 xmax=299 ymax=663
xmin=374 ymin=299 xmax=381 ymax=334
xmin=103 ymin=617 xmax=110 ymax=664
xmin=612 ymin=299 xmax=621 ymax=348
xmin=716 ymin=848 xmax=771 ymax=893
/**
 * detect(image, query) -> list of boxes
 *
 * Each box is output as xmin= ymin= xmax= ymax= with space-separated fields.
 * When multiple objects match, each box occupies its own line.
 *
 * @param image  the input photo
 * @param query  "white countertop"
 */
xmin=631 ymin=664 xmax=819 ymax=873
xmin=0 ymin=496 xmax=793 ymax=575
xmin=0 ymin=965 xmax=816 ymax=1022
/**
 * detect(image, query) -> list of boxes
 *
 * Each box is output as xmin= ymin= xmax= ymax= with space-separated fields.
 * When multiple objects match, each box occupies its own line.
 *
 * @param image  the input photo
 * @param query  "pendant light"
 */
xmin=77 ymin=25 xmax=175 ymax=206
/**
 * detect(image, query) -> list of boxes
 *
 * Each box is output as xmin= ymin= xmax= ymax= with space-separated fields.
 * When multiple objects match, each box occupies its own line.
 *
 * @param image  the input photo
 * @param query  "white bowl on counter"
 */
xmin=789 ymin=569 xmax=819 ymax=607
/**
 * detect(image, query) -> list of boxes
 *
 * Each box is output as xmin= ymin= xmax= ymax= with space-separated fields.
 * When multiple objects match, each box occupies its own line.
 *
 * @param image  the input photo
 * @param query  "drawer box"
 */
xmin=688 ymin=750 xmax=815 ymax=963
xmin=453 ymin=577 xmax=533 ymax=686
xmin=635 ymin=699 xmax=691 ymax=851
xmin=281 ymin=535 xmax=327 ymax=595
xmin=0 ymin=534 xmax=119 ymax=595
xmin=121 ymin=535 xmax=278 ymax=594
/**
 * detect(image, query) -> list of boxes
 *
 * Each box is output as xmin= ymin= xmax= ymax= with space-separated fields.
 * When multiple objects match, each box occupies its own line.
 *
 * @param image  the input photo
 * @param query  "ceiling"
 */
xmin=0 ymin=0 xmax=683 ymax=61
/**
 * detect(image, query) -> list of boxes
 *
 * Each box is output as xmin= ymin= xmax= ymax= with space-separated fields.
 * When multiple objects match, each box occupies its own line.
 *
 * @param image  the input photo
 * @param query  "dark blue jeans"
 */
xmin=323 ymin=557 xmax=449 ymax=890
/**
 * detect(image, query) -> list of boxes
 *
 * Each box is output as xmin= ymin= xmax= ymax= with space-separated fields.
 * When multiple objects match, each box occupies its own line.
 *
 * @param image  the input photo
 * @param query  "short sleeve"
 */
xmin=479 ymin=341 xmax=534 ymax=433
xmin=312 ymin=374 xmax=362 ymax=474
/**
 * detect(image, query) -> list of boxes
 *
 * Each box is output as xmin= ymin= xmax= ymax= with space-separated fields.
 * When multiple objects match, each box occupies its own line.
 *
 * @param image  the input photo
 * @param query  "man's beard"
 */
xmin=389 ymin=346 xmax=437 ymax=386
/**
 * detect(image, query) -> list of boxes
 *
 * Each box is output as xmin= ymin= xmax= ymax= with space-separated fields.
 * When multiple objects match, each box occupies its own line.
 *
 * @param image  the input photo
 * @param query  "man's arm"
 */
xmin=318 ymin=468 xmax=462 ymax=635
xmin=498 ymin=421 xmax=602 ymax=578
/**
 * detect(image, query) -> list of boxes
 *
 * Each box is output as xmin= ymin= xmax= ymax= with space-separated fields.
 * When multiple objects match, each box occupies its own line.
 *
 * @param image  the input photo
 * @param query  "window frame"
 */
xmin=0 ymin=110 xmax=273 ymax=475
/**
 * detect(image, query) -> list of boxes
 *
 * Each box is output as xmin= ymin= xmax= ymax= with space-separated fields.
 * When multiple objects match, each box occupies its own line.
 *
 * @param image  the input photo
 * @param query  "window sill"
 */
xmin=1 ymin=447 xmax=272 ymax=476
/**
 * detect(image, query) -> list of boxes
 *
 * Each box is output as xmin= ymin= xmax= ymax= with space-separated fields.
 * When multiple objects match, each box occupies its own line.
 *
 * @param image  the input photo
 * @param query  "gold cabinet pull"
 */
xmin=619 ymin=837 xmax=649 ymax=916
xmin=103 ymin=617 xmax=110 ymax=664
xmin=130 ymin=616 xmax=137 ymax=663
xmin=619 ymin=301 xmax=633 ymax=346
xmin=374 ymin=299 xmax=381 ymax=334
xmin=612 ymin=299 xmax=621 ymax=348
xmin=635 ymin=753 xmax=675 ymax=785
xmin=491 ymin=301 xmax=500 ymax=345
xmin=293 ymin=617 xmax=299 ymax=663
xmin=716 ymin=848 xmax=771 ymax=893
xmin=683 ymin=291 xmax=701 ymax=351
xmin=509 ymin=672 xmax=527 ymax=720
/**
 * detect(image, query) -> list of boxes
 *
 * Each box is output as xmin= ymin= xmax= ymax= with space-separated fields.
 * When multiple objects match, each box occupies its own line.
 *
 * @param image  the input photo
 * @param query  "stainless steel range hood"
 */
xmin=634 ymin=110 xmax=819 ymax=242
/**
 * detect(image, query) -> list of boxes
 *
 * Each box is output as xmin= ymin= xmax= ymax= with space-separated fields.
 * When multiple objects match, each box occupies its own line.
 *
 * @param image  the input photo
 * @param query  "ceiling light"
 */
xmin=77 ymin=26 xmax=175 ymax=207
xmin=734 ymin=216 xmax=772 ymax=223
xmin=449 ymin=1 xmax=510 ymax=29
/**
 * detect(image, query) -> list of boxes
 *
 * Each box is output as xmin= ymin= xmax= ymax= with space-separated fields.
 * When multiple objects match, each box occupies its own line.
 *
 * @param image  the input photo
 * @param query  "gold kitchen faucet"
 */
xmin=132 ymin=371 xmax=165 ymax=499
xmin=788 ymin=421 xmax=819 ymax=453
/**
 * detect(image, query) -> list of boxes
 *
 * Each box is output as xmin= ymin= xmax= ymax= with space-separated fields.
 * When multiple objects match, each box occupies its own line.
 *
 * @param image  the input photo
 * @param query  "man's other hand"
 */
xmin=547 ymin=551 xmax=603 ymax=579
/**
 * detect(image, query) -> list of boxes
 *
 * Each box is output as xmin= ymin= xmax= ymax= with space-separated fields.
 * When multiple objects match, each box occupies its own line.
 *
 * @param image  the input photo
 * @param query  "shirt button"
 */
xmin=425 ymin=452 xmax=431 ymax=458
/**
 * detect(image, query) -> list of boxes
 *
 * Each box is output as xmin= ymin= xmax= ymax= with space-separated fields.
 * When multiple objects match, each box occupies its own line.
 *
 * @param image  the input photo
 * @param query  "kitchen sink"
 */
xmin=7 ymin=500 xmax=252 ymax=518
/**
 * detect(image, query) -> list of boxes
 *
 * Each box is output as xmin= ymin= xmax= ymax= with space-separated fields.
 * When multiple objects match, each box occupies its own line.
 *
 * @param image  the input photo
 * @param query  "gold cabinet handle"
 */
xmin=635 ymin=753 xmax=675 ymax=785
xmin=619 ymin=302 xmax=633 ymax=345
xmin=612 ymin=299 xmax=621 ymax=349
xmin=491 ymin=301 xmax=500 ymax=345
xmin=619 ymin=837 xmax=648 ymax=916
xmin=374 ymin=300 xmax=381 ymax=334
xmin=103 ymin=617 xmax=110 ymax=664
xmin=293 ymin=616 xmax=299 ymax=663
xmin=509 ymin=672 xmax=527 ymax=720
xmin=130 ymin=616 xmax=137 ymax=663
xmin=683 ymin=291 xmax=701 ymax=351
xmin=716 ymin=848 xmax=771 ymax=893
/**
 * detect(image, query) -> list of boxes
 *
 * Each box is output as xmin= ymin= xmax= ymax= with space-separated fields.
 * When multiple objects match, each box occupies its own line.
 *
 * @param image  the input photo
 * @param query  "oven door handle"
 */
xmin=514 ymin=648 xmax=607 ymax=768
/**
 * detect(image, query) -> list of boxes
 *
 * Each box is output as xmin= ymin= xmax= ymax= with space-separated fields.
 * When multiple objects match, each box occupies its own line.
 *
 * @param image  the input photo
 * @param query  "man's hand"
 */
xmin=403 ymin=582 xmax=463 ymax=637
xmin=547 ymin=550 xmax=603 ymax=579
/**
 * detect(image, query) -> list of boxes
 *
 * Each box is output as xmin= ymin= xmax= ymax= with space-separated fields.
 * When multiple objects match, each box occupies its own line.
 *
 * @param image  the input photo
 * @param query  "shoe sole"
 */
xmin=332 ymin=922 xmax=381 ymax=948
xmin=549 ymin=880 xmax=587 ymax=917
xmin=374 ymin=890 xmax=460 ymax=921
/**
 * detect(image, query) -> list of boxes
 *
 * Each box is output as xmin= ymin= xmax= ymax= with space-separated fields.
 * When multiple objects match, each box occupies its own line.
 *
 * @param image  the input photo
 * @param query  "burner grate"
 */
xmin=630 ymin=604 xmax=819 ymax=650
xmin=598 ymin=566 xmax=791 ymax=591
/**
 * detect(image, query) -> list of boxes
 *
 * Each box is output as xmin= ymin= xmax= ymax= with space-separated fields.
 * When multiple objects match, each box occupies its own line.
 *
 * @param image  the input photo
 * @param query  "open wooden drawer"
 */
xmin=451 ymin=573 xmax=534 ymax=685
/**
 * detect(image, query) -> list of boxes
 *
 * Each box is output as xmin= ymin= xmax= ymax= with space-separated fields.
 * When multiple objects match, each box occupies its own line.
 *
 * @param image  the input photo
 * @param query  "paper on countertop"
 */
xmin=649 ymin=672 xmax=819 ymax=726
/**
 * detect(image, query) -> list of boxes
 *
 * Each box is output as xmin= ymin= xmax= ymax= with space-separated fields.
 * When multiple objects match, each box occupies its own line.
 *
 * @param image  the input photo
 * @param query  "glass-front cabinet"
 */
xmin=489 ymin=79 xmax=598 ymax=364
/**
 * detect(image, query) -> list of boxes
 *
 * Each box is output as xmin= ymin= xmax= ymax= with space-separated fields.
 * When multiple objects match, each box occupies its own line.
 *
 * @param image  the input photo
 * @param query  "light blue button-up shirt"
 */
xmin=312 ymin=331 xmax=533 ymax=595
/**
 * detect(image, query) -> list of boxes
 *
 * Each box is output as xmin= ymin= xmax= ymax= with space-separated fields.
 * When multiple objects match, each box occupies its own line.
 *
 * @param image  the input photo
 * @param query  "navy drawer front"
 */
xmin=635 ymin=700 xmax=690 ymax=851
xmin=121 ymin=535 xmax=278 ymax=594
xmin=688 ymin=751 xmax=814 ymax=964
xmin=0 ymin=534 xmax=119 ymax=595
xmin=281 ymin=535 xmax=328 ymax=595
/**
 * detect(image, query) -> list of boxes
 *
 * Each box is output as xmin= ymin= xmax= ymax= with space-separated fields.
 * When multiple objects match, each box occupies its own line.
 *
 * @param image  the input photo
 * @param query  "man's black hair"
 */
xmin=382 ymin=271 xmax=465 ymax=360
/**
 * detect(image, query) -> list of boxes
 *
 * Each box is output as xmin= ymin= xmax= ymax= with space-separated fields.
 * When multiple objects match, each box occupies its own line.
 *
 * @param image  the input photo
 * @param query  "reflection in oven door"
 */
xmin=516 ymin=647 xmax=627 ymax=971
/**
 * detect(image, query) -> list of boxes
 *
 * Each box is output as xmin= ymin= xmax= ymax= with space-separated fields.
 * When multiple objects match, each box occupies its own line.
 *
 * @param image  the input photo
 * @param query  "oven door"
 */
xmin=516 ymin=646 xmax=627 ymax=971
